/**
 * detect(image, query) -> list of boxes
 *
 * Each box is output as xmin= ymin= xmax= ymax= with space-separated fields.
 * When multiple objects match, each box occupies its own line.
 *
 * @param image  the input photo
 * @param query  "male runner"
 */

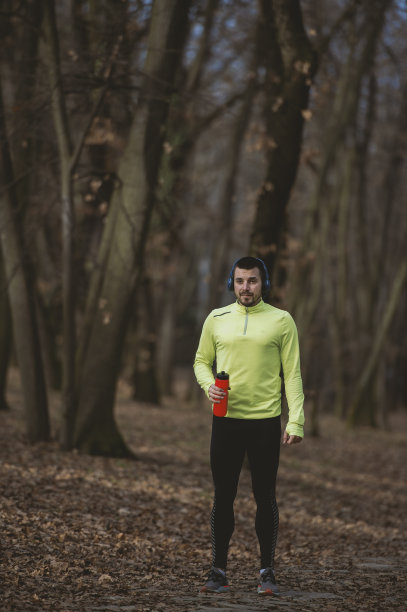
xmin=193 ymin=256 xmax=304 ymax=596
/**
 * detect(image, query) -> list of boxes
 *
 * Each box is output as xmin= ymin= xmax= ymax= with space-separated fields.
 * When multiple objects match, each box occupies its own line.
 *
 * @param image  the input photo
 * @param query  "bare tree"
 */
xmin=0 ymin=83 xmax=49 ymax=442
xmin=42 ymin=0 xmax=120 ymax=449
xmin=288 ymin=0 xmax=396 ymax=426
xmin=73 ymin=0 xmax=193 ymax=456
xmin=249 ymin=0 xmax=317 ymax=288
xmin=348 ymin=256 xmax=407 ymax=426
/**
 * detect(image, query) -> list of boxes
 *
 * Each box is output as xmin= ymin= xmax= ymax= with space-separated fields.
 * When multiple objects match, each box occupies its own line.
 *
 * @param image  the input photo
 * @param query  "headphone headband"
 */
xmin=227 ymin=257 xmax=271 ymax=297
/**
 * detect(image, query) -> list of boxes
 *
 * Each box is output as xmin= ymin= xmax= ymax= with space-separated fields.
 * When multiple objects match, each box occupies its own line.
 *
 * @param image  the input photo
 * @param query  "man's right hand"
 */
xmin=208 ymin=384 xmax=226 ymax=404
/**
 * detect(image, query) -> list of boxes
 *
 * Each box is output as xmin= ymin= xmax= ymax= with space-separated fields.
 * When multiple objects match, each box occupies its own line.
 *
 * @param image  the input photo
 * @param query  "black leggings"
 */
xmin=210 ymin=415 xmax=281 ymax=570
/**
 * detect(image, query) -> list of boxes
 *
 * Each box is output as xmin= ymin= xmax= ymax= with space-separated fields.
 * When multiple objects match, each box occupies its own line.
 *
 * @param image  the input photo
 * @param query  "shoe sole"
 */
xmin=258 ymin=586 xmax=279 ymax=596
xmin=201 ymin=586 xmax=230 ymax=593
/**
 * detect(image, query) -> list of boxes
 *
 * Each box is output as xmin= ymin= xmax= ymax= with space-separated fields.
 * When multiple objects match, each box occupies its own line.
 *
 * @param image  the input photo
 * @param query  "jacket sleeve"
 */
xmin=193 ymin=313 xmax=216 ymax=398
xmin=281 ymin=312 xmax=305 ymax=437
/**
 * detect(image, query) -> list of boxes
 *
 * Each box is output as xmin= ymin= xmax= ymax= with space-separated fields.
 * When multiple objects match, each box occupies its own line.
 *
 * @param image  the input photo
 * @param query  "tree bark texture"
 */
xmin=348 ymin=81 xmax=407 ymax=425
xmin=145 ymin=0 xmax=220 ymax=397
xmin=131 ymin=276 xmax=160 ymax=404
xmin=9 ymin=0 xmax=43 ymax=218
xmin=207 ymin=74 xmax=257 ymax=312
xmin=0 ymin=85 xmax=49 ymax=442
xmin=348 ymin=256 xmax=407 ymax=427
xmin=0 ymin=256 xmax=11 ymax=410
xmin=43 ymin=0 xmax=76 ymax=450
xmin=74 ymin=0 xmax=192 ymax=455
xmin=249 ymin=0 xmax=317 ymax=283
xmin=288 ymin=0 xmax=392 ymax=415
xmin=43 ymin=0 xmax=122 ymax=448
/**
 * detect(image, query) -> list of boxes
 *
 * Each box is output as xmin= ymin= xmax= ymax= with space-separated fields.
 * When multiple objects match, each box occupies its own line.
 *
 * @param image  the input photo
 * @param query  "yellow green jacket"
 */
xmin=193 ymin=299 xmax=305 ymax=437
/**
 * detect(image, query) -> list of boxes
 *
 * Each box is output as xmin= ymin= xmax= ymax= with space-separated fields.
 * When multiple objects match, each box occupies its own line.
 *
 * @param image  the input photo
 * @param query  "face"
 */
xmin=234 ymin=266 xmax=262 ymax=307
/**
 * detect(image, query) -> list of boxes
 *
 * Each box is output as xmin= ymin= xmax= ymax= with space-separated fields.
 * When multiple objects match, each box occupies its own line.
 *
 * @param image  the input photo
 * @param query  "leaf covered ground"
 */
xmin=0 ymin=369 xmax=406 ymax=611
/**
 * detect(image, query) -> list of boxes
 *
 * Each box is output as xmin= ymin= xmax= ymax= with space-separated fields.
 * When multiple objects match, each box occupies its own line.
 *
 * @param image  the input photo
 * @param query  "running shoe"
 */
xmin=257 ymin=567 xmax=279 ymax=595
xmin=201 ymin=567 xmax=230 ymax=593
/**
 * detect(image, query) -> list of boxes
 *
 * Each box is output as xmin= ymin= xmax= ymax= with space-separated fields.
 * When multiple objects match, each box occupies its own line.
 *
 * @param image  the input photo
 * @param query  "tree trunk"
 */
xmin=131 ymin=275 xmax=160 ymax=404
xmin=0 ymin=256 xmax=11 ymax=410
xmin=43 ymin=0 xmax=76 ymax=450
xmin=34 ymin=226 xmax=62 ymax=390
xmin=289 ymin=1 xmax=392 ymax=420
xmin=10 ymin=0 xmax=43 ymax=218
xmin=249 ymin=0 xmax=317 ymax=285
xmin=207 ymin=72 xmax=257 ymax=311
xmin=145 ymin=0 xmax=221 ymax=398
xmin=348 ymin=257 xmax=407 ymax=427
xmin=156 ymin=251 xmax=180 ymax=396
xmin=43 ymin=0 xmax=122 ymax=448
xmin=328 ymin=146 xmax=353 ymax=418
xmin=348 ymin=80 xmax=407 ymax=425
xmin=74 ymin=0 xmax=192 ymax=456
xmin=35 ymin=291 xmax=62 ymax=391
xmin=0 ymin=84 xmax=49 ymax=442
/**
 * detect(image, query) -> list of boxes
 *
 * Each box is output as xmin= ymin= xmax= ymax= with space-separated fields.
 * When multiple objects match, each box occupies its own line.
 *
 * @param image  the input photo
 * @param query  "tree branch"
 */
xmin=70 ymin=36 xmax=123 ymax=174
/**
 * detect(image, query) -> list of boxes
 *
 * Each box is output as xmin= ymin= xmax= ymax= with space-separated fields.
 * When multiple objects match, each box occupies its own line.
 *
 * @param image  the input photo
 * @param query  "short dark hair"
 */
xmin=234 ymin=256 xmax=266 ymax=284
xmin=227 ymin=256 xmax=271 ymax=297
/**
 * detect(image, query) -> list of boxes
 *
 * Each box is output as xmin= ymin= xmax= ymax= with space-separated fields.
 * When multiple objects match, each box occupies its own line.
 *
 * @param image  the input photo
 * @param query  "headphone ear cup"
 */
xmin=227 ymin=261 xmax=237 ymax=292
xmin=258 ymin=258 xmax=270 ymax=296
xmin=263 ymin=279 xmax=271 ymax=295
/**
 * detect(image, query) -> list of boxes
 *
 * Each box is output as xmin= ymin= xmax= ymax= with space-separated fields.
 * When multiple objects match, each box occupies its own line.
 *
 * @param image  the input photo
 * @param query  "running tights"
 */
xmin=210 ymin=414 xmax=281 ymax=570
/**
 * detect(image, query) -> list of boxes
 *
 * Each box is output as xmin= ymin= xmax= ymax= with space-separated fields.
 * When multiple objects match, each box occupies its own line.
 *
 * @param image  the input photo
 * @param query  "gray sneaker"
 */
xmin=201 ymin=567 xmax=230 ymax=593
xmin=257 ymin=567 xmax=279 ymax=595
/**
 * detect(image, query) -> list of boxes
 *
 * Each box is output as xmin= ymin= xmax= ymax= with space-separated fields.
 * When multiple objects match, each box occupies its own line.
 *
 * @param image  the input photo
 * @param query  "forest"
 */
xmin=1 ymin=0 xmax=406 ymax=453
xmin=1 ymin=1 xmax=407 ymax=610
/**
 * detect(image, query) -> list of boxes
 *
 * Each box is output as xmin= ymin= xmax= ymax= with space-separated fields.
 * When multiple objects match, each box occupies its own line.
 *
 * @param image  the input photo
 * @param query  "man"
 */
xmin=193 ymin=256 xmax=304 ymax=596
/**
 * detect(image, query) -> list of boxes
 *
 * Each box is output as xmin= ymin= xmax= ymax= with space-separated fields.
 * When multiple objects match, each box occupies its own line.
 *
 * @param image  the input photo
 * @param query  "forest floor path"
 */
xmin=1 ymin=369 xmax=406 ymax=611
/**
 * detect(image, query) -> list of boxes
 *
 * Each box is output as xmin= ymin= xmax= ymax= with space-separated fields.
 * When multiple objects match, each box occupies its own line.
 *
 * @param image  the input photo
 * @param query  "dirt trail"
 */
xmin=0 ymin=371 xmax=406 ymax=610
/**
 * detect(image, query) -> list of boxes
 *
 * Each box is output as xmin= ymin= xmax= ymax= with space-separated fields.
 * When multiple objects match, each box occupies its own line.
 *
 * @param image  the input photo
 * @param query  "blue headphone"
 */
xmin=227 ymin=257 xmax=271 ymax=297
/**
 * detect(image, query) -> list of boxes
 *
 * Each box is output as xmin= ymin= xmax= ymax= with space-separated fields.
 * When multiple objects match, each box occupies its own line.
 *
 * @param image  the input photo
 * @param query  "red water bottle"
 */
xmin=213 ymin=371 xmax=229 ymax=417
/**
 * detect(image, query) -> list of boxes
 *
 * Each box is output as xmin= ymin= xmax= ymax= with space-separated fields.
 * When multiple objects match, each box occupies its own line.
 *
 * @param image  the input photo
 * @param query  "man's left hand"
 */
xmin=283 ymin=430 xmax=302 ymax=445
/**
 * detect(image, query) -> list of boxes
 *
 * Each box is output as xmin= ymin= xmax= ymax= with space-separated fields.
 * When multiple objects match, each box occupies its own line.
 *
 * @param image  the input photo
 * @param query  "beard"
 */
xmin=238 ymin=293 xmax=259 ymax=306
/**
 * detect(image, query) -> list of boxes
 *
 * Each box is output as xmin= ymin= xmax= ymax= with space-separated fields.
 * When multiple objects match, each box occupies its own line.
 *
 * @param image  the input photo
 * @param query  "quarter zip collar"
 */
xmin=234 ymin=299 xmax=266 ymax=314
xmin=234 ymin=299 xmax=266 ymax=335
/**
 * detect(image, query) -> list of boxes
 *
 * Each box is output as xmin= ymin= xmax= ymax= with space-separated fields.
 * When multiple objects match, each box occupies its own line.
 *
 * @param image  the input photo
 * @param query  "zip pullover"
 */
xmin=193 ymin=299 xmax=305 ymax=437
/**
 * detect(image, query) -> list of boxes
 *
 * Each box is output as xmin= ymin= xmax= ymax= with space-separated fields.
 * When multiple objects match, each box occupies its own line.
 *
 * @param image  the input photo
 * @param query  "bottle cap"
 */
xmin=216 ymin=371 xmax=229 ymax=380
